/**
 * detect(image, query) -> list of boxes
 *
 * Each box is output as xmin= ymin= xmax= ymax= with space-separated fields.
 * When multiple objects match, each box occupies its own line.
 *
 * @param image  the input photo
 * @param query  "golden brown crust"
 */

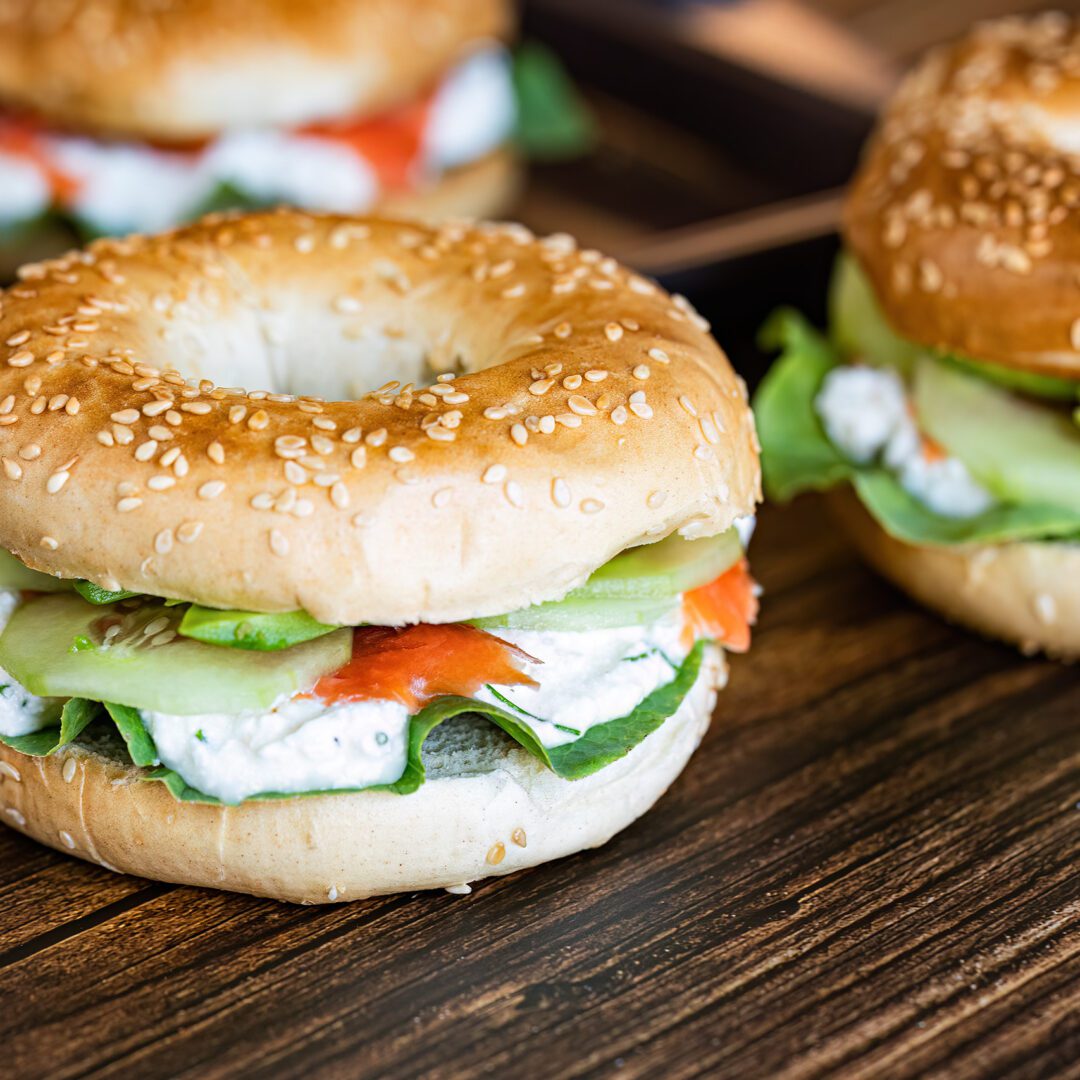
xmin=0 ymin=0 xmax=510 ymax=139
xmin=0 ymin=209 xmax=759 ymax=625
xmin=831 ymin=487 xmax=1080 ymax=657
xmin=844 ymin=12 xmax=1080 ymax=376
xmin=0 ymin=648 xmax=722 ymax=903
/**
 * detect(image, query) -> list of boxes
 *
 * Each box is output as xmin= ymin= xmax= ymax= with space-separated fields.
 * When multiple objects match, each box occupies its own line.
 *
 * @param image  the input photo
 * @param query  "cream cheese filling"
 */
xmin=815 ymin=363 xmax=996 ymax=519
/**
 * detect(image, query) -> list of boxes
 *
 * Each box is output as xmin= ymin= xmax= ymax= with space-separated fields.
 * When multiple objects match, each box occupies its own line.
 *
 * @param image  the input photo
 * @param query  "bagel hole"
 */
xmin=175 ymin=308 xmax=466 ymax=402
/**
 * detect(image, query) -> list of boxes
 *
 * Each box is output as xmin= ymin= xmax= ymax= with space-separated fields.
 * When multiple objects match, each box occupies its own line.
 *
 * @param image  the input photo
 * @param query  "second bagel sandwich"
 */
xmin=0 ymin=211 xmax=760 ymax=903
xmin=756 ymin=13 xmax=1080 ymax=657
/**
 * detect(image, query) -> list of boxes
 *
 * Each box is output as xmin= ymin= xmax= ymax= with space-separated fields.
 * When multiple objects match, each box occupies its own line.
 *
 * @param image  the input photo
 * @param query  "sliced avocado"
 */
xmin=0 ymin=594 xmax=353 ymax=715
xmin=472 ymin=595 xmax=678 ymax=632
xmin=0 ymin=548 xmax=68 ymax=593
xmin=179 ymin=606 xmax=338 ymax=651
xmin=73 ymin=580 xmax=140 ymax=604
xmin=914 ymin=356 xmax=1080 ymax=512
xmin=472 ymin=529 xmax=741 ymax=631
xmin=576 ymin=528 xmax=742 ymax=602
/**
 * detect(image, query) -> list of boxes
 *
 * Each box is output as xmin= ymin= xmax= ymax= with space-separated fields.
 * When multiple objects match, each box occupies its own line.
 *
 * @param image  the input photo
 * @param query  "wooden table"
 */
xmin=3 ymin=495 xmax=1078 ymax=1079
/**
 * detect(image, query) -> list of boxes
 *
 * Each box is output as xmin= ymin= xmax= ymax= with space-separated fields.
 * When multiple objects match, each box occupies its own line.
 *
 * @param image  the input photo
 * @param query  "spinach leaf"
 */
xmin=0 ymin=698 xmax=99 ymax=756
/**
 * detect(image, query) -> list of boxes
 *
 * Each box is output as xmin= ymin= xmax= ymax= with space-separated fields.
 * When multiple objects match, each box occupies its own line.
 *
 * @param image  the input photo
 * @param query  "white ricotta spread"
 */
xmin=139 ymin=614 xmax=692 ymax=801
xmin=0 ymin=590 xmax=62 ymax=737
xmin=816 ymin=364 xmax=996 ymax=518
xmin=0 ymin=47 xmax=515 ymax=230
xmin=141 ymin=696 xmax=410 ymax=805
xmin=475 ymin=612 xmax=690 ymax=750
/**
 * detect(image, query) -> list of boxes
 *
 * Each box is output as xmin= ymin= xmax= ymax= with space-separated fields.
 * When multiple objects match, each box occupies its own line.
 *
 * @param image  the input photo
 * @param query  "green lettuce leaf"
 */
xmin=0 ymin=697 xmax=98 ymax=756
xmin=512 ymin=42 xmax=595 ymax=160
xmin=755 ymin=308 xmax=854 ymax=501
xmin=45 ymin=642 xmax=707 ymax=805
xmin=754 ymin=309 xmax=1080 ymax=547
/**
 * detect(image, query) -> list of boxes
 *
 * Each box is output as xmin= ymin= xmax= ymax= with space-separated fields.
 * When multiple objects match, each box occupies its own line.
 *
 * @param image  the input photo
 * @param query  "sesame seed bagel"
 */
xmin=0 ymin=210 xmax=759 ymax=626
xmin=0 ymin=645 xmax=724 ymax=904
xmin=830 ymin=488 xmax=1080 ymax=658
xmin=0 ymin=0 xmax=509 ymax=140
xmin=844 ymin=12 xmax=1080 ymax=377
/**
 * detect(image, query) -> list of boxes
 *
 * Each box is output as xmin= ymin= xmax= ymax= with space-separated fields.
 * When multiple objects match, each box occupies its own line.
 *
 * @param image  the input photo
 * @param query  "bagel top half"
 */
xmin=0 ymin=210 xmax=759 ymax=627
xmin=844 ymin=12 xmax=1080 ymax=377
xmin=0 ymin=0 xmax=509 ymax=140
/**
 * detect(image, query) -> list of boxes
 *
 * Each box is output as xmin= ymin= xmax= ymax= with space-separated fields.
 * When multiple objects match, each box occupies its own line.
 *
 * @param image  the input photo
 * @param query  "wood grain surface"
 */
xmin=2 ymin=495 xmax=1078 ymax=1079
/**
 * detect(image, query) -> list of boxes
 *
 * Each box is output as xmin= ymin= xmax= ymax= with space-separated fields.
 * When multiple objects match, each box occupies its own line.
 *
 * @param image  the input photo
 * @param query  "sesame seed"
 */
xmin=510 ymin=422 xmax=528 ymax=446
xmin=142 ymin=399 xmax=171 ymax=417
xmin=483 ymin=464 xmax=507 ymax=484
xmin=330 ymin=482 xmax=350 ymax=509
xmin=135 ymin=440 xmax=158 ymax=462
xmin=365 ymin=428 xmax=387 ymax=447
xmin=484 ymin=406 xmax=508 ymax=420
xmin=556 ymin=413 xmax=582 ymax=428
xmin=155 ymin=529 xmax=174 ymax=555
xmin=605 ymin=322 xmax=624 ymax=342
xmin=147 ymin=475 xmax=175 ymax=491
xmin=198 ymin=481 xmax=226 ymax=500
xmin=694 ymin=444 xmax=716 ymax=461
xmin=647 ymin=490 xmax=668 ymax=508
xmin=567 ymin=395 xmax=597 ymax=417
xmin=388 ymin=446 xmax=415 ymax=464
xmin=177 ymin=521 xmax=204 ymax=544
xmin=648 ymin=348 xmax=670 ymax=364
xmin=562 ymin=374 xmax=582 ymax=390
xmin=7 ymin=351 xmax=33 ymax=368
xmin=342 ymin=427 xmax=362 ymax=443
xmin=432 ymin=488 xmax=453 ymax=508
xmin=350 ymin=446 xmax=367 ymax=469
xmin=552 ymin=478 xmax=571 ymax=507
xmin=529 ymin=378 xmax=555 ymax=396
xmin=117 ymin=497 xmax=142 ymax=513
xmin=633 ymin=365 xmax=651 ymax=380
xmin=284 ymin=460 xmax=308 ymax=485
xmin=269 ymin=530 xmax=290 ymax=557
xmin=59 ymin=830 xmax=76 ymax=850
xmin=538 ymin=415 xmax=556 ymax=435
xmin=47 ymin=471 xmax=69 ymax=494
xmin=505 ymin=480 xmax=525 ymax=507
xmin=62 ymin=757 xmax=76 ymax=783
xmin=207 ymin=441 xmax=225 ymax=465
xmin=611 ymin=405 xmax=628 ymax=425
xmin=159 ymin=446 xmax=181 ymax=467
xmin=111 ymin=409 xmax=139 ymax=424
xmin=581 ymin=498 xmax=604 ymax=514
xmin=40 ymin=535 xmax=58 ymax=550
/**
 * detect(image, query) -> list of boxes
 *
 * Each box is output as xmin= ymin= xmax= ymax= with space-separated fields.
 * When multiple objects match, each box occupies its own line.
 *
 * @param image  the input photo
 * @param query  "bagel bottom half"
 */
xmin=830 ymin=488 xmax=1080 ymax=658
xmin=0 ymin=646 xmax=723 ymax=904
xmin=0 ymin=149 xmax=521 ymax=281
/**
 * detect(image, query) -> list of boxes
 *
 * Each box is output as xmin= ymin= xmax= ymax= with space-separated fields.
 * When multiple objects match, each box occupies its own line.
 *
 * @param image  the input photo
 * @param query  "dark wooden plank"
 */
xmin=1 ymin=498 xmax=1078 ymax=1079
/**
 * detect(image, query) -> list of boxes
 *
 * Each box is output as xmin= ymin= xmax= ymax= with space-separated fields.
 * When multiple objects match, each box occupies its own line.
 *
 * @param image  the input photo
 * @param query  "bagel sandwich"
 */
xmin=755 ymin=13 xmax=1080 ymax=657
xmin=0 ymin=0 xmax=588 ymax=271
xmin=0 ymin=210 xmax=760 ymax=903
